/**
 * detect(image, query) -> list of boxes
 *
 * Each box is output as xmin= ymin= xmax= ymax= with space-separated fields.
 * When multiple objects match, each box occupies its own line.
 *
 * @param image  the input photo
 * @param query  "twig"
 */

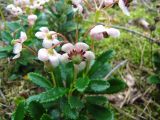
xmin=104 ymin=60 xmax=128 ymax=80
xmin=0 ymin=89 xmax=6 ymax=100
xmin=110 ymin=25 xmax=160 ymax=46
xmin=112 ymin=104 xmax=137 ymax=120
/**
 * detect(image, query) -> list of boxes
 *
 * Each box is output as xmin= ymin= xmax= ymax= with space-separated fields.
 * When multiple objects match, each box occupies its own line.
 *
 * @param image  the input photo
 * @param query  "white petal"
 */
xmin=38 ymin=48 xmax=49 ymax=61
xmin=61 ymin=43 xmax=74 ymax=53
xmin=84 ymin=51 xmax=95 ymax=61
xmin=104 ymin=0 xmax=114 ymax=6
xmin=72 ymin=0 xmax=82 ymax=5
xmin=42 ymin=39 xmax=53 ymax=48
xmin=20 ymin=32 xmax=27 ymax=43
xmin=6 ymin=4 xmax=15 ymax=11
xmin=35 ymin=32 xmax=46 ymax=39
xmin=90 ymin=25 xmax=107 ymax=35
xmin=118 ymin=0 xmax=130 ymax=16
xmin=75 ymin=42 xmax=89 ymax=51
xmin=52 ymin=39 xmax=60 ymax=45
xmin=78 ymin=62 xmax=86 ymax=71
xmin=106 ymin=28 xmax=120 ymax=38
xmin=13 ymin=43 xmax=22 ymax=54
xmin=40 ymin=27 xmax=49 ymax=33
xmin=60 ymin=53 xmax=69 ymax=63
xmin=12 ymin=53 xmax=20 ymax=59
xmin=49 ymin=55 xmax=59 ymax=68
xmin=91 ymin=33 xmax=104 ymax=40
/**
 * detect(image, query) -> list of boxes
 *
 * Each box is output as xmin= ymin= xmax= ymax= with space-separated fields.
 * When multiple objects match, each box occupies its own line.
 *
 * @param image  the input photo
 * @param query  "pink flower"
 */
xmin=28 ymin=14 xmax=37 ymax=26
xmin=35 ymin=27 xmax=60 ymax=48
xmin=38 ymin=48 xmax=60 ymax=67
xmin=61 ymin=42 xmax=95 ymax=65
xmin=90 ymin=25 xmax=120 ymax=40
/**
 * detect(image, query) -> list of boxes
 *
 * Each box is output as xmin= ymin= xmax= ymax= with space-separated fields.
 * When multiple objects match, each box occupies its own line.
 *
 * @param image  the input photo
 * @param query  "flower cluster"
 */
xmin=7 ymin=0 xmax=50 ymax=16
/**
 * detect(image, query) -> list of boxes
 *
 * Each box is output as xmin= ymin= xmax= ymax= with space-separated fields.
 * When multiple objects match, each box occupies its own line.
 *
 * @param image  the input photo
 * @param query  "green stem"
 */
xmin=85 ymin=61 xmax=90 ymax=76
xmin=50 ymin=72 xmax=56 ymax=87
xmin=68 ymin=65 xmax=78 ymax=97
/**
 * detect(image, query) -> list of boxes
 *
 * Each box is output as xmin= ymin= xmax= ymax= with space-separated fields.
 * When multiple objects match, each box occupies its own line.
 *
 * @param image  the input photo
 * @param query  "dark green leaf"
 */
xmin=12 ymin=101 xmax=26 ymax=120
xmin=28 ymin=72 xmax=52 ymax=89
xmin=86 ymin=96 xmax=108 ymax=105
xmin=89 ymin=80 xmax=110 ymax=92
xmin=60 ymin=99 xmax=79 ymax=119
xmin=90 ymin=63 xmax=112 ymax=79
xmin=105 ymin=78 xmax=127 ymax=94
xmin=75 ymin=77 xmax=90 ymax=92
xmin=69 ymin=96 xmax=84 ymax=109
xmin=28 ymin=101 xmax=45 ymax=120
xmin=88 ymin=105 xmax=114 ymax=120
xmin=89 ymin=50 xmax=115 ymax=76
xmin=147 ymin=75 xmax=160 ymax=84
xmin=27 ymin=88 xmax=67 ymax=103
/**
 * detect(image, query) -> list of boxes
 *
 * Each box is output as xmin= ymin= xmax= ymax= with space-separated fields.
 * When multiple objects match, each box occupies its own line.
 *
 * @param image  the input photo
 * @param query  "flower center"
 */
xmin=68 ymin=49 xmax=86 ymax=64
xmin=47 ymin=33 xmax=52 ymax=40
xmin=48 ymin=48 xmax=54 ymax=55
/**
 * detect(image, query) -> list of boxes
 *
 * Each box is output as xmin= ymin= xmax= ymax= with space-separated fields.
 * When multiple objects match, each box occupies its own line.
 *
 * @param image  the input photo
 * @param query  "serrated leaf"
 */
xmin=60 ymin=99 xmax=79 ymax=119
xmin=89 ymin=80 xmax=110 ymax=92
xmin=28 ymin=101 xmax=45 ymax=120
xmin=75 ymin=77 xmax=90 ymax=92
xmin=40 ymin=114 xmax=52 ymax=120
xmin=69 ymin=96 xmax=84 ymax=109
xmin=88 ymin=105 xmax=114 ymax=120
xmin=105 ymin=78 xmax=127 ymax=94
xmin=28 ymin=72 xmax=52 ymax=89
xmin=89 ymin=50 xmax=115 ymax=76
xmin=27 ymin=88 xmax=67 ymax=104
xmin=12 ymin=101 xmax=26 ymax=120
xmin=86 ymin=96 xmax=108 ymax=105
xmin=90 ymin=63 xmax=112 ymax=79
xmin=147 ymin=75 xmax=160 ymax=84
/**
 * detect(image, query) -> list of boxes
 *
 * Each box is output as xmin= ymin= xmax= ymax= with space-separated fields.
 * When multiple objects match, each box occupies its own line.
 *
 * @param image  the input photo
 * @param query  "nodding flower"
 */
xmin=61 ymin=42 xmax=95 ymax=71
xmin=12 ymin=32 xmax=27 ymax=59
xmin=28 ymin=14 xmax=37 ymax=26
xmin=35 ymin=27 xmax=60 ymax=49
xmin=90 ymin=25 xmax=120 ymax=40
xmin=38 ymin=48 xmax=61 ymax=68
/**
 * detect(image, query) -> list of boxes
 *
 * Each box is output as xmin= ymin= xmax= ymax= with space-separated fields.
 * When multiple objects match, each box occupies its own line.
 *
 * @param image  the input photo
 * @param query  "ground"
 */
xmin=0 ymin=0 xmax=160 ymax=120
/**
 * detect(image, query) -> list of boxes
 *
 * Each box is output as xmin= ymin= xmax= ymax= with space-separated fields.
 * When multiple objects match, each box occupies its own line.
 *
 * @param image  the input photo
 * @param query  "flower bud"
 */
xmin=28 ymin=14 xmax=37 ymax=26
